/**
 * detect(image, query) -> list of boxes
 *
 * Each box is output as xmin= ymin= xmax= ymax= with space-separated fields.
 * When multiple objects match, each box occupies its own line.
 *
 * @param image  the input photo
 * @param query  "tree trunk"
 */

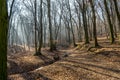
xmin=110 ymin=0 xmax=117 ymax=38
xmin=104 ymin=0 xmax=115 ymax=43
xmin=82 ymin=0 xmax=89 ymax=44
xmin=0 ymin=0 xmax=8 ymax=79
xmin=36 ymin=0 xmax=43 ymax=55
xmin=90 ymin=0 xmax=99 ymax=47
xmin=113 ymin=0 xmax=120 ymax=30
xmin=68 ymin=0 xmax=76 ymax=47
xmin=47 ymin=0 xmax=54 ymax=51
xmin=34 ymin=0 xmax=37 ymax=53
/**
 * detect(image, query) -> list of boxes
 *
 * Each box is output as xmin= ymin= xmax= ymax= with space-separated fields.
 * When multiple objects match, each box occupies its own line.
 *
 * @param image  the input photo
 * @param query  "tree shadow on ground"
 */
xmin=8 ymin=55 xmax=55 ymax=75
xmin=7 ymin=60 xmax=21 ymax=75
xmin=37 ymin=54 xmax=55 ymax=65
xmin=59 ymin=59 xmax=120 ymax=79
xmin=95 ymin=51 xmax=120 ymax=57
xmin=21 ymin=72 xmax=51 ymax=80
xmin=103 ymin=46 xmax=120 ymax=48
xmin=57 ymin=64 xmax=86 ymax=79
xmin=56 ymin=63 xmax=97 ymax=80
xmin=88 ymin=45 xmax=120 ymax=52
xmin=8 ymin=72 xmax=51 ymax=80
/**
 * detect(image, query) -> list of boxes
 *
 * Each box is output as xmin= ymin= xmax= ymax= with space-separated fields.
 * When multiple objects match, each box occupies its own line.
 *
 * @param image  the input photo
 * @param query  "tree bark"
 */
xmin=104 ymin=0 xmax=115 ymax=43
xmin=90 ymin=0 xmax=99 ymax=47
xmin=47 ymin=0 xmax=54 ymax=51
xmin=36 ymin=0 xmax=43 ymax=55
xmin=68 ymin=0 xmax=76 ymax=47
xmin=113 ymin=0 xmax=120 ymax=30
xmin=34 ymin=0 xmax=37 ymax=53
xmin=0 ymin=0 xmax=8 ymax=79
xmin=82 ymin=0 xmax=89 ymax=44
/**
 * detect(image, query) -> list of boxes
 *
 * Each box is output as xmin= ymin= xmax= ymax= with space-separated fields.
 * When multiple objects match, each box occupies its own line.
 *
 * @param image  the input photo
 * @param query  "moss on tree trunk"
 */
xmin=0 ymin=0 xmax=8 ymax=79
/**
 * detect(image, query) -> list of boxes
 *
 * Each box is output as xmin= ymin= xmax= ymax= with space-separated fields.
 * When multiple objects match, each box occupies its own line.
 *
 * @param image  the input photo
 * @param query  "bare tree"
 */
xmin=68 ymin=0 xmax=76 ymax=46
xmin=36 ymin=0 xmax=43 ymax=55
xmin=34 ymin=0 xmax=37 ymax=53
xmin=47 ymin=0 xmax=54 ymax=51
xmin=89 ymin=0 xmax=99 ymax=47
xmin=113 ymin=0 xmax=120 ymax=30
xmin=104 ymin=0 xmax=115 ymax=43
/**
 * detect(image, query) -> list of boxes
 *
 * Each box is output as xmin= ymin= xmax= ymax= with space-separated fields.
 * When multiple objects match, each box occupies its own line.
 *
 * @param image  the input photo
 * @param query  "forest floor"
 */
xmin=7 ymin=37 xmax=120 ymax=80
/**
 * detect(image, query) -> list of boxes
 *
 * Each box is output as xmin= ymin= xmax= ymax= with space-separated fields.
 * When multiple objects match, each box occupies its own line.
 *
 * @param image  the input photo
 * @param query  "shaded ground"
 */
xmin=8 ymin=38 xmax=120 ymax=80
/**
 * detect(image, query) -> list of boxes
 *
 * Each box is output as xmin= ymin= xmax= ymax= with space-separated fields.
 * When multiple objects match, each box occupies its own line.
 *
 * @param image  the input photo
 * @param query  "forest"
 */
xmin=0 ymin=0 xmax=120 ymax=80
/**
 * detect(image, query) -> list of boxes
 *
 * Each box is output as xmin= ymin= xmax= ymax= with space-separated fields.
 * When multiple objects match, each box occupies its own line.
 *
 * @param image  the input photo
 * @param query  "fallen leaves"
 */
xmin=8 ymin=39 xmax=120 ymax=80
